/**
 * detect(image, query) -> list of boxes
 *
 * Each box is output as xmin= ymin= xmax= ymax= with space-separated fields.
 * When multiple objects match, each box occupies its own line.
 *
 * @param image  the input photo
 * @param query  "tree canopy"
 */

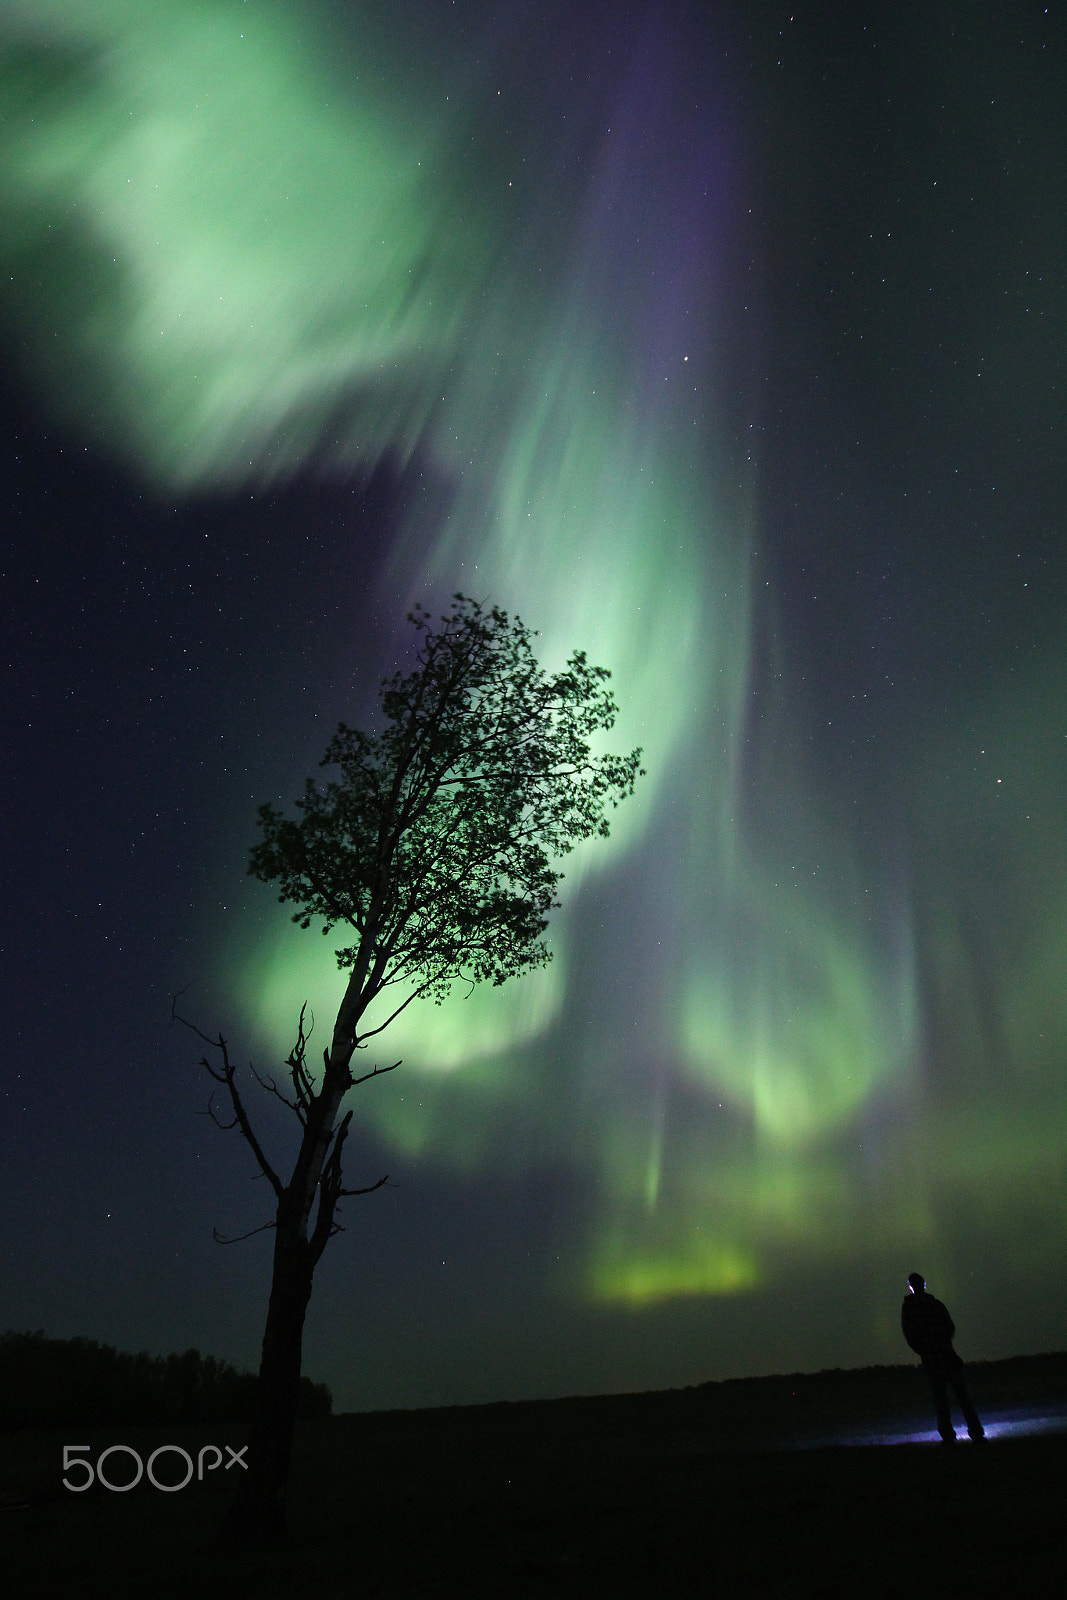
xmin=249 ymin=593 xmax=644 ymax=1045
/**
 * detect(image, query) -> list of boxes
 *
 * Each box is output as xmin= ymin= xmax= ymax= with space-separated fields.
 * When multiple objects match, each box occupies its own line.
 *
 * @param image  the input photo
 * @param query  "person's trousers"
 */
xmin=925 ymin=1358 xmax=984 ymax=1442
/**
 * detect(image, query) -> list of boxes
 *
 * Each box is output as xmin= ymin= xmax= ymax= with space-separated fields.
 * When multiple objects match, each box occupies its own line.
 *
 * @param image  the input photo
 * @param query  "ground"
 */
xmin=3 ymin=1357 xmax=1065 ymax=1597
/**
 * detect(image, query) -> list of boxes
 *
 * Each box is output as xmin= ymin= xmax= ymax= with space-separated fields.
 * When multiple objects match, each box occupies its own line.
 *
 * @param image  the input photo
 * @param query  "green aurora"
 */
xmin=4 ymin=0 xmax=1065 ymax=1355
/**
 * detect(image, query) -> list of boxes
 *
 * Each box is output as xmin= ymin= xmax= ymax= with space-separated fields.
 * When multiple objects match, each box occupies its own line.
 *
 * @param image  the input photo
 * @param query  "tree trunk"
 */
xmin=222 ymin=997 xmax=361 ymax=1542
xmin=224 ymin=1216 xmax=315 ymax=1540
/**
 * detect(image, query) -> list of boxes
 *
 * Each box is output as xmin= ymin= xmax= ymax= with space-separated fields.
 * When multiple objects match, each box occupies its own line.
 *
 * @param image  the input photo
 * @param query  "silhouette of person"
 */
xmin=901 ymin=1272 xmax=984 ymax=1443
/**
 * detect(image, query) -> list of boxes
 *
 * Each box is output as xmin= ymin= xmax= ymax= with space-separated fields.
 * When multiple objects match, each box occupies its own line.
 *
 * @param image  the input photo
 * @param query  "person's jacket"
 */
xmin=901 ymin=1289 xmax=958 ymax=1368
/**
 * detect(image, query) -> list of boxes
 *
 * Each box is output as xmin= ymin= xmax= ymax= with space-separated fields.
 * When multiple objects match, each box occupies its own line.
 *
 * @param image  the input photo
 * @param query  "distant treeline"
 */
xmin=0 ymin=1331 xmax=332 ymax=1428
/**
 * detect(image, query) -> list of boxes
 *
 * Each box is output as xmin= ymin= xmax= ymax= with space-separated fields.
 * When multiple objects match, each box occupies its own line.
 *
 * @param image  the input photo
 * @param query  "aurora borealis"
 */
xmin=2 ymin=1 xmax=1066 ymax=1409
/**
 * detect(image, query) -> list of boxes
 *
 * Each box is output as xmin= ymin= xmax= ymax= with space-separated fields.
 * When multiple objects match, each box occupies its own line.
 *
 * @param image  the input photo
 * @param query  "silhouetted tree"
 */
xmin=190 ymin=594 xmax=643 ymax=1540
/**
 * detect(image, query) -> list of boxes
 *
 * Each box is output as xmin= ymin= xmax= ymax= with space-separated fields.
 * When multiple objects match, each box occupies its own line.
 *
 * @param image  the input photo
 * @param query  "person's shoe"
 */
xmin=968 ymin=1427 xmax=985 ymax=1442
xmin=940 ymin=1432 xmax=957 ymax=1444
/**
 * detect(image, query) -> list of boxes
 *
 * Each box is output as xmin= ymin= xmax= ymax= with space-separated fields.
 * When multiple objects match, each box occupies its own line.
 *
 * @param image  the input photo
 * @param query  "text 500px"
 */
xmin=62 ymin=1443 xmax=248 ymax=1492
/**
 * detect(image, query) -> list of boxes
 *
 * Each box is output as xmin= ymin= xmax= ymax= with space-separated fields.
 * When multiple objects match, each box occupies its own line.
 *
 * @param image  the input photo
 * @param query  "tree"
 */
xmin=195 ymin=593 xmax=643 ymax=1540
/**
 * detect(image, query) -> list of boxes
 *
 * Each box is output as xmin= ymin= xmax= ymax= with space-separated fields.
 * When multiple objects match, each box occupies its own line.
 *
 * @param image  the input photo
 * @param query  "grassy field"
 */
xmin=3 ymin=1354 xmax=1065 ymax=1598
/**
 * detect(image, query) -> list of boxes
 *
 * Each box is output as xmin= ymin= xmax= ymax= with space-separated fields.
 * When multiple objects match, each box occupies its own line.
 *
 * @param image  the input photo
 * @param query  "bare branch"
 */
xmin=249 ymin=1057 xmax=303 ymax=1121
xmin=198 ymin=1089 xmax=238 ymax=1131
xmin=173 ymin=1002 xmax=285 ymax=1200
xmin=198 ymin=1057 xmax=230 ymax=1086
xmin=212 ymin=1219 xmax=277 ymax=1246
xmin=285 ymin=1003 xmax=317 ymax=1121
xmin=171 ymin=995 xmax=229 ymax=1052
xmin=307 ymin=1104 xmax=392 ymax=1265
xmin=309 ymin=1110 xmax=350 ymax=1263
xmin=337 ymin=1174 xmax=391 ymax=1198
xmin=349 ymin=1058 xmax=402 ymax=1088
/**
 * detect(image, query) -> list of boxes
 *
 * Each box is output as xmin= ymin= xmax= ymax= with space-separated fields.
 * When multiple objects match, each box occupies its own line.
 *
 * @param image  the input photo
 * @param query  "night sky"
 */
xmin=2 ymin=0 xmax=1065 ymax=1413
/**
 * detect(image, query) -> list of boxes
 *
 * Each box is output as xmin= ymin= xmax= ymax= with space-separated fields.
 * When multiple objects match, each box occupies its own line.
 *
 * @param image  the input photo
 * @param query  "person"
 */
xmin=901 ymin=1272 xmax=984 ymax=1443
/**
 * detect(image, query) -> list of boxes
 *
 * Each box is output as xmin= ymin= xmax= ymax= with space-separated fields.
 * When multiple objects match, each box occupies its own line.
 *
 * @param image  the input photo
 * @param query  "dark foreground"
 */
xmin=3 ymin=1355 xmax=1066 ymax=1598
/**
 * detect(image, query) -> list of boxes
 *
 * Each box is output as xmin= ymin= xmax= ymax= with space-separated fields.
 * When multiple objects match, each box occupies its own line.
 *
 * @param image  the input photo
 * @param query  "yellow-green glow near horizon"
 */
xmin=593 ymin=1242 xmax=761 ymax=1309
xmin=5 ymin=0 xmax=1067 ymax=1325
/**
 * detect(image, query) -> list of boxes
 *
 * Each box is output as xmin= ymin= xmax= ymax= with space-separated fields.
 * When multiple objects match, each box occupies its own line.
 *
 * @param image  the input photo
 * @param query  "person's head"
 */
xmin=907 ymin=1272 xmax=926 ymax=1294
